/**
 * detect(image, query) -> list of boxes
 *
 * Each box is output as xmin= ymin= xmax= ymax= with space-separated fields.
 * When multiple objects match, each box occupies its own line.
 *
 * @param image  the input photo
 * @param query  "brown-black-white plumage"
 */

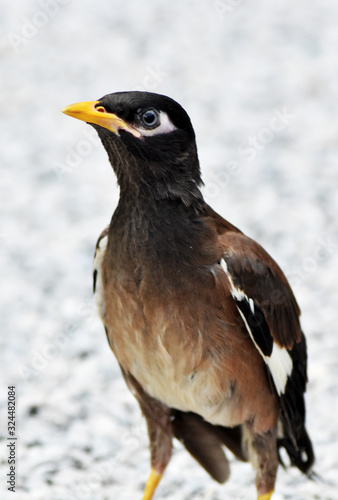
xmin=63 ymin=91 xmax=314 ymax=500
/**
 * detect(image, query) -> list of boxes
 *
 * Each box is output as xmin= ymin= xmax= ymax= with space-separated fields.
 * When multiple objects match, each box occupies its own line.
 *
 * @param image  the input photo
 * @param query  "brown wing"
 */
xmin=217 ymin=229 xmax=313 ymax=473
xmin=220 ymin=231 xmax=301 ymax=350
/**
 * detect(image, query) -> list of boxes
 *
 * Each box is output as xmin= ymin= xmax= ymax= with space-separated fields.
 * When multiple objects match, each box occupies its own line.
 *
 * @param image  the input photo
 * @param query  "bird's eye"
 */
xmin=140 ymin=109 xmax=160 ymax=128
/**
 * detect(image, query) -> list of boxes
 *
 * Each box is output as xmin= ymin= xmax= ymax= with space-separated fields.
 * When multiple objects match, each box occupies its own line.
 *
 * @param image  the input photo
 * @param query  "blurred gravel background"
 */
xmin=1 ymin=1 xmax=338 ymax=499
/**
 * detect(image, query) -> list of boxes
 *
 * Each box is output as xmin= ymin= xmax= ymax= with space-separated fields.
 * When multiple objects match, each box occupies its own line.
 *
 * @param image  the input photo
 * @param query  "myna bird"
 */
xmin=62 ymin=91 xmax=314 ymax=500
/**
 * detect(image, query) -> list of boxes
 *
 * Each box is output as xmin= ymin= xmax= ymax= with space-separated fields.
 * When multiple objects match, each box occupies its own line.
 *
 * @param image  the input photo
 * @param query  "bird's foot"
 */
xmin=257 ymin=491 xmax=274 ymax=500
xmin=142 ymin=469 xmax=163 ymax=500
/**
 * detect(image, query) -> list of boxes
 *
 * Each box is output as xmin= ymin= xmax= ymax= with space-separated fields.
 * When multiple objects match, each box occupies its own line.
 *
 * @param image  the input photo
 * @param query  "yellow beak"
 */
xmin=62 ymin=101 xmax=141 ymax=138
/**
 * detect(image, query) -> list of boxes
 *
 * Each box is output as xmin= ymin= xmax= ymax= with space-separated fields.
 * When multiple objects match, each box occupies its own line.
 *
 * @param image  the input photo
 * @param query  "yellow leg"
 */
xmin=142 ymin=469 xmax=163 ymax=500
xmin=258 ymin=491 xmax=274 ymax=500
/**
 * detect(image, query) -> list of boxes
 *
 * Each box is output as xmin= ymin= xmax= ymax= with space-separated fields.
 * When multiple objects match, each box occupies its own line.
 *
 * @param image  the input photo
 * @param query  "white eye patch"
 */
xmin=135 ymin=111 xmax=177 ymax=137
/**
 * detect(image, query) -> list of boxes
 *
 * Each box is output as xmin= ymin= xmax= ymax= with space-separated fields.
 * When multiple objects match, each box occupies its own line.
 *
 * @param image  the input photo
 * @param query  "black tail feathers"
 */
xmin=278 ymin=425 xmax=315 ymax=474
xmin=277 ymin=332 xmax=314 ymax=475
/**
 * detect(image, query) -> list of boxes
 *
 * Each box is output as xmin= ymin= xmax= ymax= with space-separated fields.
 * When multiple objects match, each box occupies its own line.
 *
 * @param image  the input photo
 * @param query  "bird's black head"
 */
xmin=63 ymin=91 xmax=203 ymax=208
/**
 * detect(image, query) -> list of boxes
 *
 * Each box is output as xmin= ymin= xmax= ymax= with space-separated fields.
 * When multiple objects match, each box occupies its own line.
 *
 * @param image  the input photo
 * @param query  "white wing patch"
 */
xmin=221 ymin=260 xmax=254 ymax=313
xmin=93 ymin=234 xmax=108 ymax=322
xmin=266 ymin=344 xmax=293 ymax=395
xmin=221 ymin=258 xmax=292 ymax=395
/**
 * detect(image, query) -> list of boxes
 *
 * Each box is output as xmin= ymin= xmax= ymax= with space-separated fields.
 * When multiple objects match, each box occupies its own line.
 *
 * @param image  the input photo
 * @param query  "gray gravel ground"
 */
xmin=1 ymin=1 xmax=338 ymax=499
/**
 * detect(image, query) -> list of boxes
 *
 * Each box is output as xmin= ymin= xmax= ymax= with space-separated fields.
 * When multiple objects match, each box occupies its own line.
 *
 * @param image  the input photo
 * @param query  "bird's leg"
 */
xmin=141 ymin=402 xmax=173 ymax=500
xmin=119 ymin=367 xmax=173 ymax=500
xmin=257 ymin=493 xmax=273 ymax=500
xmin=243 ymin=424 xmax=278 ymax=500
xmin=257 ymin=484 xmax=274 ymax=497
xmin=142 ymin=469 xmax=164 ymax=500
